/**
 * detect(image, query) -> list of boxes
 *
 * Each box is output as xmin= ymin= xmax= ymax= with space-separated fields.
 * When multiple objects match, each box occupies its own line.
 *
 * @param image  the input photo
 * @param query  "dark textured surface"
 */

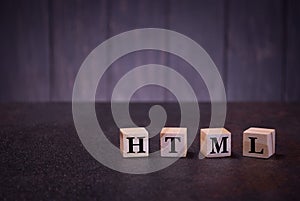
xmin=50 ymin=0 xmax=108 ymax=101
xmin=1 ymin=0 xmax=300 ymax=102
xmin=227 ymin=0 xmax=283 ymax=101
xmin=0 ymin=0 xmax=50 ymax=101
xmin=286 ymin=0 xmax=300 ymax=101
xmin=107 ymin=0 xmax=168 ymax=102
xmin=0 ymin=102 xmax=299 ymax=200
xmin=168 ymin=0 xmax=225 ymax=102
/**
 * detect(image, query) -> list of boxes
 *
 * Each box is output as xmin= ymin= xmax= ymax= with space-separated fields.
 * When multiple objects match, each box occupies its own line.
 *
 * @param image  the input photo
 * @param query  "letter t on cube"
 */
xmin=200 ymin=128 xmax=231 ymax=158
xmin=120 ymin=127 xmax=149 ymax=157
xmin=160 ymin=127 xmax=187 ymax=157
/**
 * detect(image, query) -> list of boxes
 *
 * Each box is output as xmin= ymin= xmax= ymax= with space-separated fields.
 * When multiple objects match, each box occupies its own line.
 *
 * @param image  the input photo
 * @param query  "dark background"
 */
xmin=1 ymin=1 xmax=300 ymax=200
xmin=0 ymin=0 xmax=300 ymax=102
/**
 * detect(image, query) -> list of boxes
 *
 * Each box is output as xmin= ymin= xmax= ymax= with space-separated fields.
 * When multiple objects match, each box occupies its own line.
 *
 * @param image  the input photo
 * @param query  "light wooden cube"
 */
xmin=120 ymin=127 xmax=149 ymax=158
xmin=243 ymin=127 xmax=275 ymax=159
xmin=200 ymin=128 xmax=231 ymax=158
xmin=160 ymin=127 xmax=187 ymax=157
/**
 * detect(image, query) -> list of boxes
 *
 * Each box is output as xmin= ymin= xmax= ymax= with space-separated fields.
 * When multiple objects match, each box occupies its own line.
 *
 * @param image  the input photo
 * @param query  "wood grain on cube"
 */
xmin=243 ymin=127 xmax=275 ymax=159
xmin=200 ymin=128 xmax=231 ymax=158
xmin=160 ymin=127 xmax=187 ymax=157
xmin=120 ymin=127 xmax=149 ymax=158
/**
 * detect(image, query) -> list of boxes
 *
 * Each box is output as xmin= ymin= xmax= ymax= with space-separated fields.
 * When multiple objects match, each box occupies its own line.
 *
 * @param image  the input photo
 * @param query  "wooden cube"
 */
xmin=200 ymin=128 xmax=231 ymax=158
xmin=160 ymin=127 xmax=187 ymax=157
xmin=243 ymin=127 xmax=275 ymax=159
xmin=120 ymin=127 xmax=149 ymax=157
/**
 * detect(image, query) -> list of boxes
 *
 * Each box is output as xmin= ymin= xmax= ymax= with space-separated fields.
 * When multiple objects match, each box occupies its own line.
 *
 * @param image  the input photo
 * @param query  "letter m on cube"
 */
xmin=200 ymin=128 xmax=231 ymax=158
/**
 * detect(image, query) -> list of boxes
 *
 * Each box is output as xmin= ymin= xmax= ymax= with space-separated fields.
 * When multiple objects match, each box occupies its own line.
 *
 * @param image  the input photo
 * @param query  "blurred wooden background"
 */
xmin=0 ymin=0 xmax=299 ymax=102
